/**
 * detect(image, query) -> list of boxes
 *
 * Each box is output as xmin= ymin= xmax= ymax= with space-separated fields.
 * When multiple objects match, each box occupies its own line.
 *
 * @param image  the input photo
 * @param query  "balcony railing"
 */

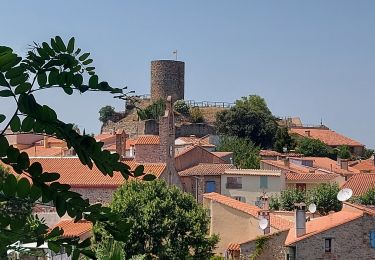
xmin=226 ymin=183 xmax=242 ymax=189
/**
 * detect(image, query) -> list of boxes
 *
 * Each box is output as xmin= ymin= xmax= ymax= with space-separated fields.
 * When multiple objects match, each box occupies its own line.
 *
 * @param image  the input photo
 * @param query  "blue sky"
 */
xmin=1 ymin=1 xmax=374 ymax=148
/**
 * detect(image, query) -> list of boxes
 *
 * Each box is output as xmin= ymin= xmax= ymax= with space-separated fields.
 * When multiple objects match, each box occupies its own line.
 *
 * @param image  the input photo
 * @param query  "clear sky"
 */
xmin=1 ymin=1 xmax=374 ymax=148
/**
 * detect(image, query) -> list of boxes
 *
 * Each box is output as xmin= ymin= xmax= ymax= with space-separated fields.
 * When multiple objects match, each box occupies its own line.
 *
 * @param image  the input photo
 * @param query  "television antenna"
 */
xmin=337 ymin=188 xmax=353 ymax=202
xmin=259 ymin=218 xmax=268 ymax=230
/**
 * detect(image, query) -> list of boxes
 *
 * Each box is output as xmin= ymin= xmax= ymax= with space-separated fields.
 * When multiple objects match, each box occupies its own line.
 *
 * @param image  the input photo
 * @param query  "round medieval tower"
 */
xmin=151 ymin=60 xmax=185 ymax=103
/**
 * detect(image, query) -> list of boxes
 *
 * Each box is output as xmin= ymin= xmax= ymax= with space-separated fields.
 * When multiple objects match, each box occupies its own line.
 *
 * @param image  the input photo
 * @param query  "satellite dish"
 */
xmin=259 ymin=218 xmax=268 ymax=230
xmin=337 ymin=188 xmax=353 ymax=202
xmin=308 ymin=203 xmax=317 ymax=214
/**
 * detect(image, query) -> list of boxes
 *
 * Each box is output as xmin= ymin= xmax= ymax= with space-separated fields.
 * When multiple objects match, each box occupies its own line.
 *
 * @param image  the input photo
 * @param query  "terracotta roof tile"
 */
xmin=178 ymin=163 xmax=235 ymax=176
xmin=21 ymin=146 xmax=65 ymax=157
xmin=227 ymin=243 xmax=240 ymax=251
xmin=211 ymin=151 xmax=233 ymax=158
xmin=350 ymin=158 xmax=375 ymax=173
xmin=341 ymin=173 xmax=375 ymax=196
xmin=285 ymin=210 xmax=363 ymax=245
xmin=5 ymin=158 xmax=166 ymax=188
xmin=203 ymin=193 xmax=293 ymax=230
xmin=135 ymin=135 xmax=160 ymax=145
xmin=290 ymin=128 xmax=363 ymax=147
xmin=224 ymin=169 xmax=281 ymax=176
xmin=176 ymin=136 xmax=215 ymax=147
xmin=260 ymin=150 xmax=282 ymax=157
xmin=285 ymin=172 xmax=340 ymax=181
xmin=53 ymin=220 xmax=92 ymax=239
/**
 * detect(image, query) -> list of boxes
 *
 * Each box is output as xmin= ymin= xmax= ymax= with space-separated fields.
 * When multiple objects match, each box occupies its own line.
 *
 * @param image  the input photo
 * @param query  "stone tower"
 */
xmin=151 ymin=60 xmax=185 ymax=103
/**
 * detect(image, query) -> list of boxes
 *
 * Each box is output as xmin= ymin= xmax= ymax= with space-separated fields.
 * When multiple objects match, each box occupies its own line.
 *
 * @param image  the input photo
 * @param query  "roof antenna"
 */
xmin=173 ymin=50 xmax=178 ymax=60
xmin=320 ymin=118 xmax=323 ymax=126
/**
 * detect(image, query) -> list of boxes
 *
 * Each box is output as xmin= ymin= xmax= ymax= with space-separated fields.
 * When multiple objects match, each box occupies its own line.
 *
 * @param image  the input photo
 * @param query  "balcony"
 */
xmin=226 ymin=183 xmax=242 ymax=189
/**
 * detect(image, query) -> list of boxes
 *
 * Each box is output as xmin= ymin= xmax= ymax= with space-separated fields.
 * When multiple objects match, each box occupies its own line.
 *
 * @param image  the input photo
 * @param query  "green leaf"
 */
xmin=9 ymin=73 xmax=28 ymax=86
xmin=55 ymin=195 xmax=67 ymax=217
xmin=37 ymin=47 xmax=49 ymax=60
xmin=79 ymin=53 xmax=90 ymax=61
xmin=46 ymin=226 xmax=63 ymax=240
xmin=73 ymin=74 xmax=83 ymax=87
xmin=63 ymin=86 xmax=73 ymax=95
xmin=142 ymin=174 xmax=156 ymax=181
xmin=86 ymin=67 xmax=95 ymax=72
xmin=0 ymin=114 xmax=5 ymax=123
xmin=10 ymin=115 xmax=21 ymax=132
xmin=0 ymin=89 xmax=13 ymax=97
xmin=37 ymin=72 xmax=47 ymax=87
xmin=7 ymin=145 xmax=19 ymax=162
xmin=0 ymin=72 xmax=8 ymax=86
xmin=50 ymin=38 xmax=60 ymax=53
xmin=88 ymin=75 xmax=98 ymax=88
xmin=67 ymin=37 xmax=75 ymax=54
xmin=42 ymin=42 xmax=55 ymax=56
xmin=55 ymin=36 xmax=66 ymax=52
xmin=21 ymin=116 xmax=35 ymax=132
xmin=134 ymin=165 xmax=144 ymax=177
xmin=5 ymin=66 xmax=24 ymax=79
xmin=74 ymin=48 xmax=81 ymax=56
xmin=29 ymin=185 xmax=42 ymax=201
xmin=28 ymin=162 xmax=43 ymax=177
xmin=82 ymin=59 xmax=93 ymax=65
xmin=3 ymin=174 xmax=17 ymax=197
xmin=48 ymin=69 xmax=59 ymax=85
xmin=17 ymin=178 xmax=31 ymax=198
xmin=0 ymin=135 xmax=9 ymax=156
xmin=41 ymin=172 xmax=60 ymax=182
xmin=15 ymin=82 xmax=32 ymax=95
xmin=48 ymin=241 xmax=62 ymax=253
xmin=17 ymin=151 xmax=30 ymax=169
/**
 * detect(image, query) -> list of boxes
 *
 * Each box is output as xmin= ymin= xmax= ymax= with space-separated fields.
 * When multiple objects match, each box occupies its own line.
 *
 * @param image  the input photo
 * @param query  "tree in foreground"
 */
xmin=93 ymin=180 xmax=218 ymax=259
xmin=357 ymin=188 xmax=375 ymax=205
xmin=215 ymin=95 xmax=278 ymax=149
xmin=0 ymin=37 xmax=154 ymax=258
xmin=217 ymin=136 xmax=260 ymax=169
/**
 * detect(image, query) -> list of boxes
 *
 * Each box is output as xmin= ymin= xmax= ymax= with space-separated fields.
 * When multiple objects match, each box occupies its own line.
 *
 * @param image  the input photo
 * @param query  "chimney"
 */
xmin=43 ymin=136 xmax=49 ymax=148
xmin=115 ymin=130 xmax=126 ymax=158
xmin=283 ymin=158 xmax=290 ymax=168
xmin=295 ymin=203 xmax=306 ymax=237
xmin=340 ymin=159 xmax=349 ymax=171
xmin=305 ymin=130 xmax=311 ymax=137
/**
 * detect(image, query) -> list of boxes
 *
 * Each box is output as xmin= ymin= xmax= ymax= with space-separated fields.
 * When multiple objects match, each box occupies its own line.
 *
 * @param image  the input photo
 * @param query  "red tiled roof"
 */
xmin=285 ymin=172 xmax=340 ymax=181
xmin=95 ymin=133 xmax=116 ymax=143
xmin=260 ymin=150 xmax=282 ymax=157
xmin=125 ymin=139 xmax=137 ymax=150
xmin=285 ymin=210 xmax=363 ymax=245
xmin=224 ymin=169 xmax=281 ymax=176
xmin=178 ymin=163 xmax=235 ymax=176
xmin=176 ymin=136 xmax=215 ymax=147
xmin=290 ymin=128 xmax=363 ymax=147
xmin=135 ymin=135 xmax=160 ymax=145
xmin=227 ymin=243 xmax=240 ymax=251
xmin=21 ymin=146 xmax=65 ymax=157
xmin=5 ymin=157 xmax=166 ymax=188
xmin=341 ymin=174 xmax=375 ymax=196
xmin=211 ymin=151 xmax=233 ymax=158
xmin=54 ymin=220 xmax=92 ymax=238
xmin=203 ymin=193 xmax=293 ymax=230
xmin=350 ymin=158 xmax=375 ymax=173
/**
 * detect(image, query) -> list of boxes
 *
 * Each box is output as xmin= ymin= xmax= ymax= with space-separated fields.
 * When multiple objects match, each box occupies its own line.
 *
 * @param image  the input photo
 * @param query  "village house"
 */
xmin=341 ymin=173 xmax=375 ymax=197
xmin=289 ymin=126 xmax=365 ymax=156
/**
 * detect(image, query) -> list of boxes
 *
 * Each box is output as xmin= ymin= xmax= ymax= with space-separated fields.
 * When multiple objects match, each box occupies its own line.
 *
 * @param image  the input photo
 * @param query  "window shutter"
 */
xmin=370 ymin=231 xmax=375 ymax=248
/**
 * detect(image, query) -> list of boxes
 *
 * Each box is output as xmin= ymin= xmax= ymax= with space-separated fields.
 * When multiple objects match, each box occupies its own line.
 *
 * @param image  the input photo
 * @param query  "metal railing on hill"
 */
xmin=185 ymin=100 xmax=234 ymax=108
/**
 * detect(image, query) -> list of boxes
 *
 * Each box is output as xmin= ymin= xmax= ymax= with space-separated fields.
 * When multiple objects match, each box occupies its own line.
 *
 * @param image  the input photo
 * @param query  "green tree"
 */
xmin=279 ymin=189 xmax=306 ymax=211
xmin=173 ymin=100 xmax=190 ymax=116
xmin=362 ymin=148 xmax=374 ymax=159
xmin=99 ymin=105 xmax=115 ymax=123
xmin=137 ymin=99 xmax=166 ymax=120
xmin=337 ymin=145 xmax=351 ymax=159
xmin=0 ymin=37 xmax=154 ymax=258
xmin=190 ymin=106 xmax=204 ymax=123
xmin=307 ymin=183 xmax=342 ymax=215
xmin=217 ymin=136 xmax=260 ymax=169
xmin=357 ymin=188 xmax=375 ymax=205
xmin=215 ymin=95 xmax=278 ymax=148
xmin=273 ymin=127 xmax=295 ymax=153
xmin=295 ymin=137 xmax=333 ymax=157
xmin=94 ymin=180 xmax=218 ymax=259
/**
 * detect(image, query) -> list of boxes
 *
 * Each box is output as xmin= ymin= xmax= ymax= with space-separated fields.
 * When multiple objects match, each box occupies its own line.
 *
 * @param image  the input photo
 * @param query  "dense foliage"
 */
xmin=137 ymin=99 xmax=166 ymax=120
xmin=0 ymin=37 xmax=154 ymax=258
xmin=357 ymin=188 xmax=375 ymax=205
xmin=94 ymin=180 xmax=218 ymax=259
xmin=337 ymin=145 xmax=352 ymax=159
xmin=215 ymin=95 xmax=278 ymax=148
xmin=295 ymin=137 xmax=334 ymax=158
xmin=270 ymin=183 xmax=342 ymax=215
xmin=363 ymin=148 xmax=375 ymax=159
xmin=217 ymin=136 xmax=260 ymax=169
xmin=99 ymin=105 xmax=115 ymax=123
xmin=173 ymin=100 xmax=190 ymax=116
xmin=273 ymin=127 xmax=295 ymax=153
xmin=190 ymin=107 xmax=204 ymax=123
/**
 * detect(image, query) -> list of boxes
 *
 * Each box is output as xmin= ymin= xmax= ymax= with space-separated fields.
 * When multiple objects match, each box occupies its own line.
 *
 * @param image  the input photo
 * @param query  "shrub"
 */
xmin=99 ymin=105 xmax=115 ymax=123
xmin=173 ymin=100 xmax=190 ymax=116
xmin=190 ymin=107 xmax=204 ymax=123
xmin=137 ymin=99 xmax=166 ymax=120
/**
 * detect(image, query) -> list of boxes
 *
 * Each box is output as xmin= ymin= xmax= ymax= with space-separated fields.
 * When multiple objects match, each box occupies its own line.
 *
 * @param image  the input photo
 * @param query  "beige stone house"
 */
xmin=203 ymin=193 xmax=293 ymax=256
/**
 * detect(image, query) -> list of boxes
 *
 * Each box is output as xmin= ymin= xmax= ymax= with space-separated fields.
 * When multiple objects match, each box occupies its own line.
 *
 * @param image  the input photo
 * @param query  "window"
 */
xmin=205 ymin=181 xmax=216 ymax=193
xmin=324 ymin=238 xmax=332 ymax=252
xmin=233 ymin=196 xmax=246 ymax=202
xmin=296 ymin=183 xmax=306 ymax=191
xmin=260 ymin=176 xmax=268 ymax=189
xmin=370 ymin=231 xmax=375 ymax=248
xmin=226 ymin=177 xmax=242 ymax=189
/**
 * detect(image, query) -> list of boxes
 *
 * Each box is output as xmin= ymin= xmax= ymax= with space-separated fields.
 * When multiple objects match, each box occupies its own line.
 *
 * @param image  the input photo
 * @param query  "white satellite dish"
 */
xmin=337 ymin=188 xmax=353 ymax=202
xmin=308 ymin=203 xmax=317 ymax=214
xmin=259 ymin=218 xmax=268 ymax=230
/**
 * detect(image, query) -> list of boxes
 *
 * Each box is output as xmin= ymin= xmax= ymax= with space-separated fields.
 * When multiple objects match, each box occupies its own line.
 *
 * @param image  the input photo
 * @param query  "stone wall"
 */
xmin=181 ymin=175 xmax=221 ymax=203
xmin=72 ymin=187 xmax=116 ymax=205
xmin=151 ymin=60 xmax=184 ymax=103
xmin=293 ymin=214 xmax=375 ymax=260
xmin=135 ymin=144 xmax=162 ymax=163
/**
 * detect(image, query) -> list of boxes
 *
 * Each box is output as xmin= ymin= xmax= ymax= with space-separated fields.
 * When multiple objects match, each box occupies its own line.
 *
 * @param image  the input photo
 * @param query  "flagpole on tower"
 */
xmin=173 ymin=50 xmax=178 ymax=60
